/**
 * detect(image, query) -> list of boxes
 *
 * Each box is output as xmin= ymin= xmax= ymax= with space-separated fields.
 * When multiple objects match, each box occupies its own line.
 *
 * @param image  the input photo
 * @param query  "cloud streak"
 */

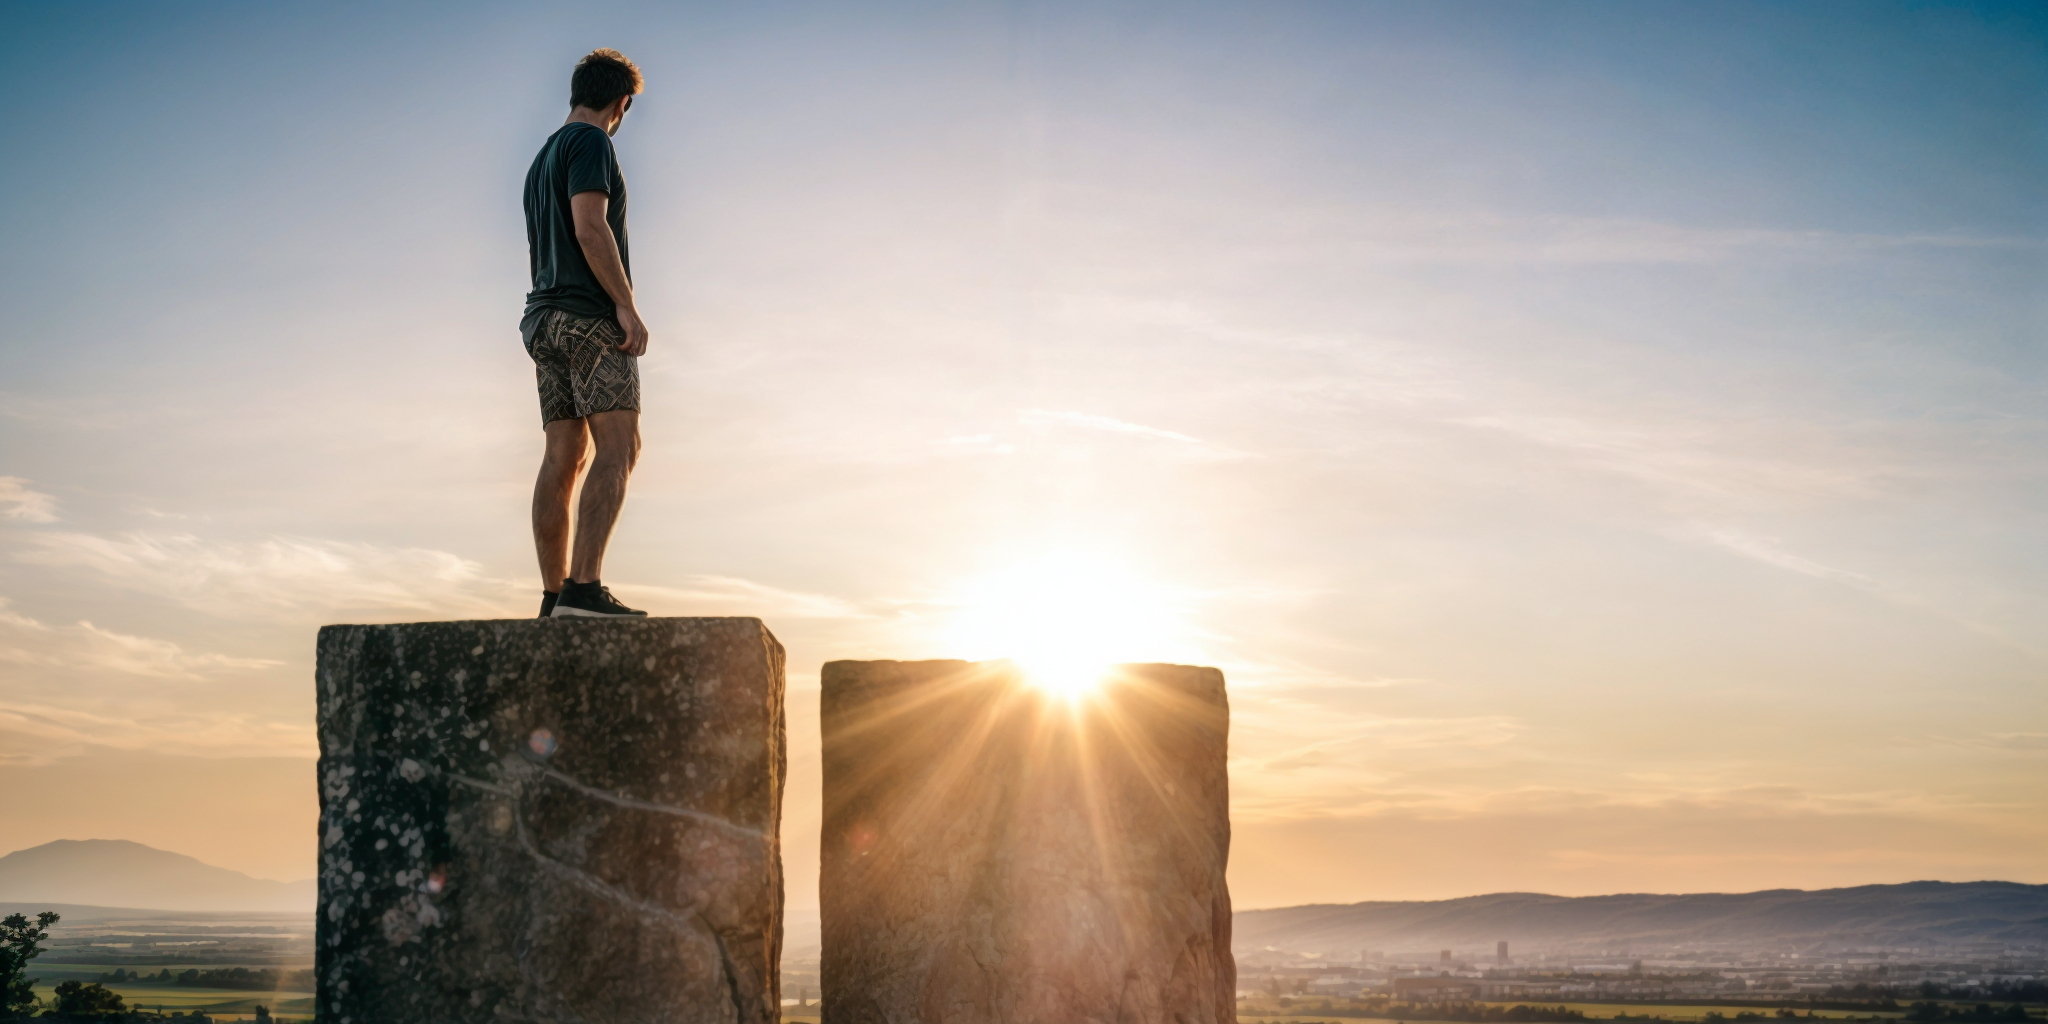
xmin=13 ymin=531 xmax=518 ymax=620
xmin=0 ymin=599 xmax=301 ymax=764
xmin=0 ymin=478 xmax=59 ymax=523
xmin=615 ymin=576 xmax=875 ymax=620
xmin=0 ymin=700 xmax=313 ymax=765
xmin=1020 ymin=409 xmax=1255 ymax=459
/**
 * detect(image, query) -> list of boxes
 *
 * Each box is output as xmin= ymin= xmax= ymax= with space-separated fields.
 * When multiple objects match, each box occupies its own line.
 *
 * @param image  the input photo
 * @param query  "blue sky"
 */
xmin=0 ymin=0 xmax=2042 ymax=923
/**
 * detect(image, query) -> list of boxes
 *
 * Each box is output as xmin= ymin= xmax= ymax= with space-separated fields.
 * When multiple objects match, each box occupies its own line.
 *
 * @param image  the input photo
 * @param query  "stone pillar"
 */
xmin=820 ymin=660 xmax=1235 ymax=1024
xmin=315 ymin=618 xmax=786 ymax=1024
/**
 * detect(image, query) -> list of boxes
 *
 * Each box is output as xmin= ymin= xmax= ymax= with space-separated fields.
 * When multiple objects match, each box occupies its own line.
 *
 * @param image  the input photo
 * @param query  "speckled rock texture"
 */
xmin=821 ymin=660 xmax=1235 ymax=1024
xmin=315 ymin=618 xmax=785 ymax=1024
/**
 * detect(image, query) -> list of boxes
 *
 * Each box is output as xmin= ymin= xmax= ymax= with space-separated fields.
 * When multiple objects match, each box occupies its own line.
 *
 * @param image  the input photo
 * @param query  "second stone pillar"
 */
xmin=821 ymin=659 xmax=1236 ymax=1024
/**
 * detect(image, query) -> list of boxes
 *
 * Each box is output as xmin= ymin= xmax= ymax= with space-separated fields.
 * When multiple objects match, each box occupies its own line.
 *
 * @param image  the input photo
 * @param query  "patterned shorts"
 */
xmin=525 ymin=309 xmax=641 ymax=425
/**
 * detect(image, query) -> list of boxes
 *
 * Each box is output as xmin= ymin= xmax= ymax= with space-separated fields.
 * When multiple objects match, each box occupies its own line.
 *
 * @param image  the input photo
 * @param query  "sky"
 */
xmin=0 ymin=0 xmax=2043 ymax=921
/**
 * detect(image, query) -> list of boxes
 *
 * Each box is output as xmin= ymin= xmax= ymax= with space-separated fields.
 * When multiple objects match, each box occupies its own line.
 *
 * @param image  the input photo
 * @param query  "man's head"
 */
xmin=570 ymin=48 xmax=643 ymax=137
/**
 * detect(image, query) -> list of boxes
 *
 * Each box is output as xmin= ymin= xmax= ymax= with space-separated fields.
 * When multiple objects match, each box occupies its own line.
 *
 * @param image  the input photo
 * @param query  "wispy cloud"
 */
xmin=1067 ymin=296 xmax=1921 ymax=517
xmin=1692 ymin=526 xmax=2047 ymax=661
xmin=1092 ymin=204 xmax=2042 ymax=269
xmin=1927 ymin=732 xmax=2048 ymax=755
xmin=614 ymin=575 xmax=874 ymax=620
xmin=1022 ymin=409 xmax=1207 ymax=444
xmin=1227 ymin=684 xmax=1528 ymax=821
xmin=0 ymin=700 xmax=313 ymax=765
xmin=0 ymin=477 xmax=59 ymax=523
xmin=4 ymin=526 xmax=882 ymax=629
xmin=1509 ymin=217 xmax=2038 ymax=266
xmin=1454 ymin=413 xmax=1889 ymax=510
xmin=12 ymin=531 xmax=518 ymax=620
xmin=1020 ymin=409 xmax=1254 ymax=459
xmin=0 ymin=599 xmax=280 ymax=680
xmin=0 ymin=599 xmax=298 ymax=763
xmin=1983 ymin=733 xmax=2048 ymax=752
xmin=1697 ymin=527 xmax=1876 ymax=586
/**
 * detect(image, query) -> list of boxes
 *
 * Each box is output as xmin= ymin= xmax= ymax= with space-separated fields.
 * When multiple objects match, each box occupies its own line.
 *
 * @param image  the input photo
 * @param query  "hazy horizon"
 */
xmin=6 ymin=834 xmax=2043 ymax=907
xmin=1 ymin=0 xmax=2043 ymax=916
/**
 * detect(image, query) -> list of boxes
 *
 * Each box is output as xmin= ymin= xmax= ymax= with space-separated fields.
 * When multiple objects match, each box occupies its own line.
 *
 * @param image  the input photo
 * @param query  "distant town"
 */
xmin=1240 ymin=941 xmax=2048 ymax=1000
xmin=7 ymin=914 xmax=2048 ymax=1022
xmin=7 ymin=875 xmax=2047 ymax=1022
xmin=763 ymin=940 xmax=2048 ymax=1024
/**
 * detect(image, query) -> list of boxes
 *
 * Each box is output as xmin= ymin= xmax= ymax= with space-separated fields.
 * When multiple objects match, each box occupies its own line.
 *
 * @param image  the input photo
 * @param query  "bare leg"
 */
xmin=569 ymin=409 xmax=641 ymax=584
xmin=532 ymin=418 xmax=590 ymax=591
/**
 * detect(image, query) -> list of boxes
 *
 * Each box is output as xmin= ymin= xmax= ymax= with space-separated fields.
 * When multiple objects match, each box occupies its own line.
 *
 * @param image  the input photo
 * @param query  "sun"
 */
xmin=945 ymin=552 xmax=1180 ymax=700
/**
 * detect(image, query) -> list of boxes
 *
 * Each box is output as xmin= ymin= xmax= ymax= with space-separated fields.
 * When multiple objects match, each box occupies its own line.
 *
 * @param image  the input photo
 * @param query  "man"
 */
xmin=523 ymin=48 xmax=649 ymax=618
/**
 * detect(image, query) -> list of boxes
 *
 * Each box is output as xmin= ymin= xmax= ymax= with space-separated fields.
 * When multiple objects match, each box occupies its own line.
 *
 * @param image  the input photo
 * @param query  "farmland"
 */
xmin=27 ymin=979 xmax=311 ymax=1021
xmin=1234 ymin=1000 xmax=1927 ymax=1023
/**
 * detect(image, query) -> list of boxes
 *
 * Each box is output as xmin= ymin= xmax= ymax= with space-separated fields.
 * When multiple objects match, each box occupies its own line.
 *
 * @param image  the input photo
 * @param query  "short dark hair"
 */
xmin=570 ymin=48 xmax=642 ymax=111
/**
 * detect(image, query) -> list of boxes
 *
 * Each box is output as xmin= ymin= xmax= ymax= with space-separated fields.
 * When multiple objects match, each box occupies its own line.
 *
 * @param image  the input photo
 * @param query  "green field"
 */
xmin=1524 ymin=1004 xmax=1904 ymax=1021
xmin=29 ymin=980 xmax=313 ymax=1021
xmin=1243 ymin=1018 xmax=1484 ymax=1024
xmin=1238 ymin=1003 xmax=1918 ymax=1024
xmin=1238 ymin=1018 xmax=1897 ymax=1024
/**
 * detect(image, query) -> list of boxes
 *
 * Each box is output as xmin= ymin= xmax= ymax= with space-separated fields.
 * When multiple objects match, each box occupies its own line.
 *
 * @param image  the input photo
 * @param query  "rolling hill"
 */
xmin=0 ymin=839 xmax=314 ymax=912
xmin=1233 ymin=882 xmax=2048 ymax=954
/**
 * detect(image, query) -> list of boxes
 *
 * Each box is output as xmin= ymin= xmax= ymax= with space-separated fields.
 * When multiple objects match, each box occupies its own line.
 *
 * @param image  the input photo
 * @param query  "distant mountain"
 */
xmin=1234 ymin=882 xmax=2048 ymax=955
xmin=0 ymin=840 xmax=314 ymax=913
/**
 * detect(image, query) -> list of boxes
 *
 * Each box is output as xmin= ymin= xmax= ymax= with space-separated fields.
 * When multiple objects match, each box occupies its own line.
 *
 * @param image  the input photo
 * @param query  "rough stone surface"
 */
xmin=821 ymin=660 xmax=1235 ymax=1024
xmin=315 ymin=618 xmax=785 ymax=1024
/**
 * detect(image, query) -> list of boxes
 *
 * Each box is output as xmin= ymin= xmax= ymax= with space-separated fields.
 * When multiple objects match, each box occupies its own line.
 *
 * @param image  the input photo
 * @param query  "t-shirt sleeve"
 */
xmin=563 ymin=127 xmax=617 ymax=197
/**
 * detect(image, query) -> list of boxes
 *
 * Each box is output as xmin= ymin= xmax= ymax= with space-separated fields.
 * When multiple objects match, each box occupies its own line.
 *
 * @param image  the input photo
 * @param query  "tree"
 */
xmin=255 ymin=1006 xmax=273 ymax=1022
xmin=0 ymin=910 xmax=60 ymax=1017
xmin=52 ymin=979 xmax=126 ymax=1017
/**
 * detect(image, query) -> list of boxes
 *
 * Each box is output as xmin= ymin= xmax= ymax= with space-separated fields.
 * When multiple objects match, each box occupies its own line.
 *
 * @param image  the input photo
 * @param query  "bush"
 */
xmin=53 ymin=980 xmax=126 ymax=1017
xmin=0 ymin=911 xmax=60 ymax=1017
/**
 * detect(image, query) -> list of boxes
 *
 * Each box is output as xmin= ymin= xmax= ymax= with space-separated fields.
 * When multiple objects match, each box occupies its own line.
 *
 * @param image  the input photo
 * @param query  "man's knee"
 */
xmin=543 ymin=449 xmax=588 ymax=476
xmin=591 ymin=442 xmax=638 ymax=476
xmin=588 ymin=413 xmax=641 ymax=469
xmin=541 ymin=422 xmax=590 ymax=476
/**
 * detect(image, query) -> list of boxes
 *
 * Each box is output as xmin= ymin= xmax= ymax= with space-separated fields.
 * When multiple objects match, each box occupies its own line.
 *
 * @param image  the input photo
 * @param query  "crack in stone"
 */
xmin=701 ymin=908 xmax=750 ymax=1024
xmin=445 ymin=772 xmax=516 ymax=797
xmin=536 ymin=764 xmax=770 ymax=842
xmin=445 ymin=766 xmax=768 ymax=842
xmin=511 ymin=808 xmax=746 ymax=1024
xmin=446 ymin=767 xmax=758 ymax=1020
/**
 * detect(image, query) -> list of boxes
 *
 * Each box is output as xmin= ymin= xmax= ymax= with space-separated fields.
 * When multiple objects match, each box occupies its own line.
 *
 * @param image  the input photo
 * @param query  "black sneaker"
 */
xmin=550 ymin=579 xmax=647 ymax=618
xmin=539 ymin=591 xmax=559 ymax=618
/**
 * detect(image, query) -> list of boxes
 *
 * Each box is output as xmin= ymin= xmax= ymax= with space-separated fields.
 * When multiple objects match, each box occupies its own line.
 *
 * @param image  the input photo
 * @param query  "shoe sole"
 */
xmin=550 ymin=605 xmax=647 ymax=618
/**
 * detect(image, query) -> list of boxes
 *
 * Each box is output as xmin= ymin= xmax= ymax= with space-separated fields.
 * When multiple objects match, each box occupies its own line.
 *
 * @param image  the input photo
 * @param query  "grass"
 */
xmin=30 ymin=980 xmax=313 ymax=1020
xmin=1535 ymin=1004 xmax=1904 ymax=1020
xmin=1235 ymin=1018 xmax=1901 ymax=1024
xmin=1240 ymin=1017 xmax=1448 ymax=1023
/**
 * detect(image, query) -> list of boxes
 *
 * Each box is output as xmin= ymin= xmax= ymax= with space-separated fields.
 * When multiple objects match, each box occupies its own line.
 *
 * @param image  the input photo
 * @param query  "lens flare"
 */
xmin=945 ymin=552 xmax=1182 ymax=699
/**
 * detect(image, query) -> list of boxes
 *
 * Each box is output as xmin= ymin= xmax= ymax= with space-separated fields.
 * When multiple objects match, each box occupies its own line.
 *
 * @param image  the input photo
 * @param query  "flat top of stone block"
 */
xmin=822 ymin=659 xmax=1224 ymax=696
xmin=824 ymin=658 xmax=1213 ymax=671
xmin=320 ymin=615 xmax=773 ymax=631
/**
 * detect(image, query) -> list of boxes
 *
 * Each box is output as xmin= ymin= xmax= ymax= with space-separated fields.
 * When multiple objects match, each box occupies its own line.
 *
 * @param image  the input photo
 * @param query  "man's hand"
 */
xmin=615 ymin=304 xmax=649 ymax=357
xmin=570 ymin=189 xmax=646 ymax=356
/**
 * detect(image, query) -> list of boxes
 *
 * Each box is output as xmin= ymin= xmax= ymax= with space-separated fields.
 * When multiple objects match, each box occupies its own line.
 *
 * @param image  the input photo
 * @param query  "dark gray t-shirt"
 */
xmin=522 ymin=122 xmax=628 ymax=324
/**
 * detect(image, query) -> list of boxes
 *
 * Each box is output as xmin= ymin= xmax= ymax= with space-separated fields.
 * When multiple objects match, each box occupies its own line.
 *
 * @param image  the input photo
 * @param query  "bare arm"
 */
xmin=570 ymin=190 xmax=647 ymax=356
